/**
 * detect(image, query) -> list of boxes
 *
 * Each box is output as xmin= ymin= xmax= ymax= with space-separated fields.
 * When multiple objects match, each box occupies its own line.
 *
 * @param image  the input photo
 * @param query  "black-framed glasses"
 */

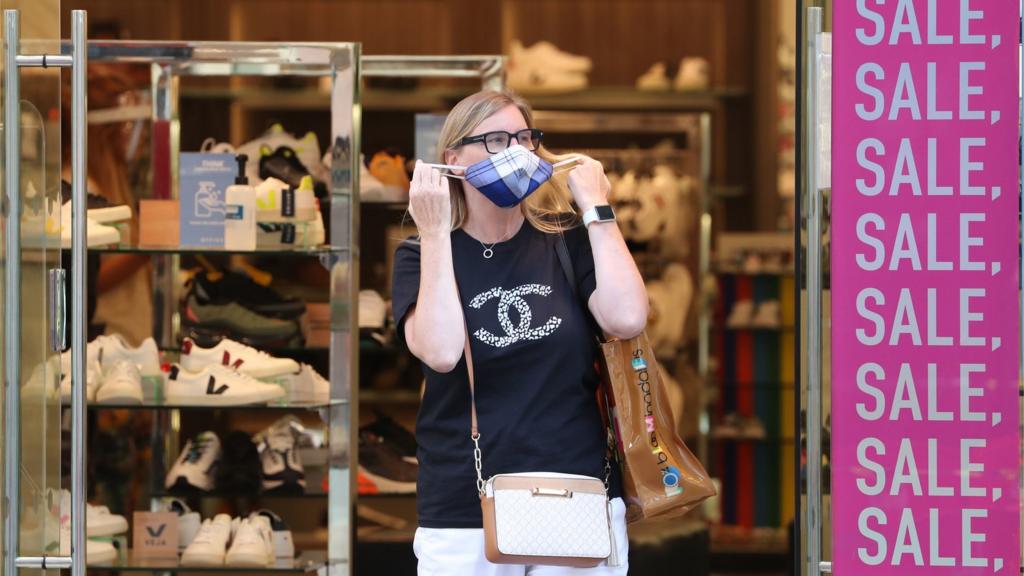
xmin=456 ymin=128 xmax=544 ymax=154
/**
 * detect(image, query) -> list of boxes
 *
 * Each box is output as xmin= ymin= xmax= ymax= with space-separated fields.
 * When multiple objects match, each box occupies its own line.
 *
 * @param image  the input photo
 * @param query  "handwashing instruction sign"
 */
xmin=832 ymin=0 xmax=1020 ymax=574
xmin=180 ymin=153 xmax=234 ymax=247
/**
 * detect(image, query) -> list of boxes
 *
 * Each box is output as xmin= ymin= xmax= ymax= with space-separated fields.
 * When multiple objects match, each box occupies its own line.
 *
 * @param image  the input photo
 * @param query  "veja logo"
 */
xmin=145 ymin=523 xmax=169 ymax=546
xmin=146 ymin=524 xmax=167 ymax=538
xmin=256 ymin=189 xmax=277 ymax=210
xmin=632 ymin=347 xmax=683 ymax=497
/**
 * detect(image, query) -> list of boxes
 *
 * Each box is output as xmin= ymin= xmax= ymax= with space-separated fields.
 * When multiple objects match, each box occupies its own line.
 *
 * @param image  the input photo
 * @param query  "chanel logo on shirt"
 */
xmin=470 ymin=284 xmax=562 ymax=348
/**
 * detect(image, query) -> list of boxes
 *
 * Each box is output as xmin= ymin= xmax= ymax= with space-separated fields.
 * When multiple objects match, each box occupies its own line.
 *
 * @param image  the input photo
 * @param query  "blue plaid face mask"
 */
xmin=427 ymin=145 xmax=580 ymax=208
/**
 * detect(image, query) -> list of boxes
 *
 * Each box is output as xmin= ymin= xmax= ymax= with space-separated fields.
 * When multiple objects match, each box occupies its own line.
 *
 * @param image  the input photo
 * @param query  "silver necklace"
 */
xmin=477 ymin=224 xmax=516 ymax=259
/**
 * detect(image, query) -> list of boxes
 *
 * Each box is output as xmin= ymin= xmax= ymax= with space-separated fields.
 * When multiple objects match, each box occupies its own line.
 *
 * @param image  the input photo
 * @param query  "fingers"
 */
xmin=431 ymin=166 xmax=443 ymax=191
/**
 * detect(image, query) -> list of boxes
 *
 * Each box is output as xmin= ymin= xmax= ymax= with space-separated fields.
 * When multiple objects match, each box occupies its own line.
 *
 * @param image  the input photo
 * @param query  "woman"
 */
xmin=392 ymin=89 xmax=649 ymax=575
xmin=62 ymin=64 xmax=153 ymax=344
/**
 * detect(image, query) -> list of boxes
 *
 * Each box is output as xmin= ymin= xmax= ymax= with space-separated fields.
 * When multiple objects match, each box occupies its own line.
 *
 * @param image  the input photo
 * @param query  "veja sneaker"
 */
xmin=22 ymin=356 xmax=61 ymax=403
xmin=254 ymin=509 xmax=295 ymax=559
xmin=282 ymin=363 xmax=329 ymax=404
xmin=636 ymin=62 xmax=671 ymax=91
xmin=181 ymin=514 xmax=233 ymax=567
xmin=63 ymin=334 xmax=162 ymax=378
xmin=180 ymin=337 xmax=299 ymax=379
xmin=226 ymin=516 xmax=274 ymax=567
xmin=95 ymin=360 xmax=143 ymax=405
xmin=167 ymin=364 xmax=286 ymax=406
xmin=256 ymin=216 xmax=325 ymax=248
xmin=87 ymin=504 xmax=129 ymax=537
xmin=258 ymin=420 xmax=306 ymax=494
xmin=165 ymin=431 xmax=221 ymax=492
xmin=59 ymin=359 xmax=102 ymax=404
xmin=164 ymin=499 xmax=201 ymax=551
xmin=227 ymin=512 xmax=276 ymax=565
xmin=255 ymin=175 xmax=318 ymax=222
xmin=57 ymin=489 xmax=129 ymax=538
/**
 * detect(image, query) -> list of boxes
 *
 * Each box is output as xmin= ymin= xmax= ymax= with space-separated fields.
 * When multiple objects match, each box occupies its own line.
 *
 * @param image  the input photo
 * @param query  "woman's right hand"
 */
xmin=409 ymin=160 xmax=452 ymax=236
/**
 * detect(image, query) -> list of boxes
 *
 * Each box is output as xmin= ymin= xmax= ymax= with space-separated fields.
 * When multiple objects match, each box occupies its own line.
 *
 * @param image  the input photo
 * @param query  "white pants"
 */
xmin=414 ymin=497 xmax=629 ymax=576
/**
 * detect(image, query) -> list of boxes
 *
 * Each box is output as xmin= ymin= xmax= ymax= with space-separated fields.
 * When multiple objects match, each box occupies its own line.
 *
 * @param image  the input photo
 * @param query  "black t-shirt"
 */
xmin=391 ymin=220 xmax=621 ymax=528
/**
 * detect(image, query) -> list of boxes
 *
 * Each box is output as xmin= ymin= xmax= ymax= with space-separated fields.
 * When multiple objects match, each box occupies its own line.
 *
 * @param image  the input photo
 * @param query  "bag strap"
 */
xmin=453 ymin=282 xmax=487 ymax=498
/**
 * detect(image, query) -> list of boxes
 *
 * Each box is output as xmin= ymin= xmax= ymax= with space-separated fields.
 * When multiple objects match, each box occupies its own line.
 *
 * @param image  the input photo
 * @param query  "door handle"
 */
xmin=50 ymin=268 xmax=67 ymax=352
xmin=804 ymin=6 xmax=826 ymax=576
xmin=4 ymin=9 xmax=88 ymax=576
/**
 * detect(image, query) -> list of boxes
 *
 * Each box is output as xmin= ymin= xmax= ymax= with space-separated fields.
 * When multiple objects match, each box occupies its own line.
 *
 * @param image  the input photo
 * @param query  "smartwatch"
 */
xmin=582 ymin=205 xmax=616 ymax=228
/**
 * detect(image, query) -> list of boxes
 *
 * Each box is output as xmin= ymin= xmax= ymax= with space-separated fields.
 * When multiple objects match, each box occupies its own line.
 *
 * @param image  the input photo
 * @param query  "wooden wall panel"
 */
xmin=501 ymin=0 xmax=755 ymax=88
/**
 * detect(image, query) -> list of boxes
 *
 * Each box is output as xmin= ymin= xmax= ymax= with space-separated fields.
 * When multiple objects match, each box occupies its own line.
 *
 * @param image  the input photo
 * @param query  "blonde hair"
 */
xmin=436 ymin=89 xmax=581 ymax=233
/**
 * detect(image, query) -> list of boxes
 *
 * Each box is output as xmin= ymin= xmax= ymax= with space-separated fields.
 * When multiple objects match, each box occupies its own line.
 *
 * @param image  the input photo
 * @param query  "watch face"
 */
xmin=595 ymin=205 xmax=615 ymax=221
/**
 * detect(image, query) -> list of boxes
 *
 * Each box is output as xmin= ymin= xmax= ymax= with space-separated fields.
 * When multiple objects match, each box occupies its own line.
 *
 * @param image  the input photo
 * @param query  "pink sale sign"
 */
xmin=832 ymin=0 xmax=1020 ymax=574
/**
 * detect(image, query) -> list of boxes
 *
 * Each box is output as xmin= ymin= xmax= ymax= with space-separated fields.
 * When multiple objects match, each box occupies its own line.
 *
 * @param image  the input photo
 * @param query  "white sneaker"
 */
xmin=507 ymin=65 xmax=588 ymax=93
xmin=509 ymin=40 xmax=592 ymax=73
xmin=255 ymin=175 xmax=318 ymax=222
xmin=165 ymin=431 xmax=221 ymax=492
xmin=167 ymin=364 xmax=286 ymax=406
xmin=237 ymin=124 xmax=329 ymax=184
xmin=59 ymin=359 xmax=101 ymax=404
xmin=56 ymin=489 xmax=129 ymax=538
xmin=674 ymin=56 xmax=710 ymax=91
xmin=254 ymin=509 xmax=295 ymax=559
xmin=96 ymin=360 xmax=143 ymax=405
xmin=200 ymin=137 xmax=237 ymax=154
xmin=726 ymin=300 xmax=755 ymax=329
xmin=180 ymin=337 xmax=299 ymax=379
xmin=164 ymin=499 xmax=201 ymax=551
xmin=87 ymin=504 xmax=129 ymax=537
xmin=751 ymin=300 xmax=781 ymax=328
xmin=225 ymin=516 xmax=274 ymax=567
xmin=181 ymin=514 xmax=232 ymax=567
xmin=63 ymin=334 xmax=162 ymax=378
xmin=256 ymin=216 xmax=325 ymax=248
xmin=59 ymin=200 xmax=123 ymax=247
xmin=284 ymin=363 xmax=329 ymax=404
xmin=258 ymin=420 xmax=306 ymax=494
xmin=22 ymin=356 xmax=61 ymax=403
xmin=636 ymin=62 xmax=671 ymax=91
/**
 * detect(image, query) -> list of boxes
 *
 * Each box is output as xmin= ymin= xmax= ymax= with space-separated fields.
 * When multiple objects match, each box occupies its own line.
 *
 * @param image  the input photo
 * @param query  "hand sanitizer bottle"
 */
xmin=224 ymin=154 xmax=256 ymax=251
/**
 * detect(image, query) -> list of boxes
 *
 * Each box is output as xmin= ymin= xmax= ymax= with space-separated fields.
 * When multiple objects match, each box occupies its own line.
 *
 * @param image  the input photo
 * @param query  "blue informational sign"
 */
xmin=179 ymin=153 xmax=234 ymax=247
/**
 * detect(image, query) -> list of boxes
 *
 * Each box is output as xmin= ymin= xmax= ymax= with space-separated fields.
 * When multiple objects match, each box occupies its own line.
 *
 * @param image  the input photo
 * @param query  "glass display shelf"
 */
xmin=90 ymin=244 xmax=347 ymax=256
xmin=711 ymin=267 xmax=796 ymax=277
xmin=82 ymin=399 xmax=346 ymax=411
xmin=359 ymin=389 xmax=420 ymax=405
xmin=707 ymin=436 xmax=797 ymax=444
xmin=715 ymin=325 xmax=796 ymax=333
xmin=88 ymin=550 xmax=326 ymax=573
xmin=152 ymin=490 xmax=328 ymax=500
xmin=180 ymin=86 xmax=749 ymax=112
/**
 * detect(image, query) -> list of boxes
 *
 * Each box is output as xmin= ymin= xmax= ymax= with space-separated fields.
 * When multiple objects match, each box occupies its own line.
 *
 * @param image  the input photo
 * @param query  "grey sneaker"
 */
xmin=184 ymin=294 xmax=299 ymax=347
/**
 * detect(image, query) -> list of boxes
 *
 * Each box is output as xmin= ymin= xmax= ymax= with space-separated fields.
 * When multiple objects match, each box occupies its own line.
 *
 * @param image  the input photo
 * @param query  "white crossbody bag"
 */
xmin=462 ymin=326 xmax=622 ymax=567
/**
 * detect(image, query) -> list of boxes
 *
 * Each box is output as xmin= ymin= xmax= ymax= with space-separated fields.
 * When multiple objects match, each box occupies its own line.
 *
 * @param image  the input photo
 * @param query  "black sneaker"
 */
xmin=259 ymin=145 xmax=328 ymax=198
xmin=362 ymin=412 xmax=417 ymax=462
xmin=183 ymin=283 xmax=300 ymax=348
xmin=215 ymin=431 xmax=262 ymax=495
xmin=357 ymin=428 xmax=417 ymax=494
xmin=190 ymin=270 xmax=306 ymax=320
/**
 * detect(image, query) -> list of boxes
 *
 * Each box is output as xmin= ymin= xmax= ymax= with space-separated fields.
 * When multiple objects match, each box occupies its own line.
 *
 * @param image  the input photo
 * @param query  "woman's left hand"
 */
xmin=566 ymin=156 xmax=611 ymax=213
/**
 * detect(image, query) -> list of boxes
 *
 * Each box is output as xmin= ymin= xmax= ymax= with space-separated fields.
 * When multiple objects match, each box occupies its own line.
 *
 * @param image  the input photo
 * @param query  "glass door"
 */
xmin=0 ymin=0 xmax=70 ymax=574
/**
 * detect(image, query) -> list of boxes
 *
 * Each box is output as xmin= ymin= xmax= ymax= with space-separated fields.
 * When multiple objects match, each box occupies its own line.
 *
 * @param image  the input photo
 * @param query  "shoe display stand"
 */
xmin=74 ymin=40 xmax=361 ymax=575
xmin=706 ymin=232 xmax=795 ymax=571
